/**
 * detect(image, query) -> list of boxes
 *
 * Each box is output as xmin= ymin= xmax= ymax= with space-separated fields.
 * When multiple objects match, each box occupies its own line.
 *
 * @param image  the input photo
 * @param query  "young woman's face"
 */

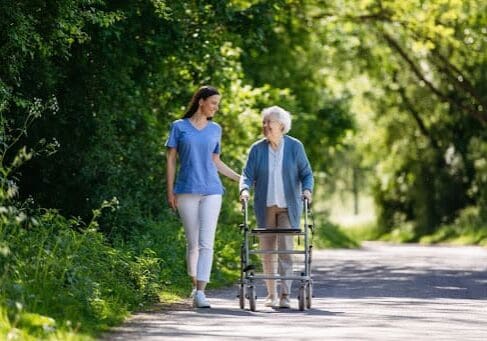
xmin=199 ymin=95 xmax=221 ymax=118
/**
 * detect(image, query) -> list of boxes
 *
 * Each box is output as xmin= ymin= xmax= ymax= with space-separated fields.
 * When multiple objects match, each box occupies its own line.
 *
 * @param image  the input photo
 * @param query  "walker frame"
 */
xmin=237 ymin=198 xmax=313 ymax=311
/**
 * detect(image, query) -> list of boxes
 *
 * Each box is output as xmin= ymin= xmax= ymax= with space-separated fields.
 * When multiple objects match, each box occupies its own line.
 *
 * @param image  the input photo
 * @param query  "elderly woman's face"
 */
xmin=262 ymin=115 xmax=284 ymax=139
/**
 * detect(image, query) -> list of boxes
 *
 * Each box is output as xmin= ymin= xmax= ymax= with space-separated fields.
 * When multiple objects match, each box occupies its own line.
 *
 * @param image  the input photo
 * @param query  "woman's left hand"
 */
xmin=302 ymin=190 xmax=312 ymax=204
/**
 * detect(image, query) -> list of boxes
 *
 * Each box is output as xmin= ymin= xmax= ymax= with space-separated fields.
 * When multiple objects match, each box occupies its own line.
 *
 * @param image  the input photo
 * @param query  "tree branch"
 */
xmin=397 ymin=86 xmax=440 ymax=152
xmin=382 ymin=32 xmax=487 ymax=125
xmin=431 ymin=50 xmax=487 ymax=110
xmin=404 ymin=28 xmax=487 ymax=111
xmin=310 ymin=8 xmax=487 ymax=125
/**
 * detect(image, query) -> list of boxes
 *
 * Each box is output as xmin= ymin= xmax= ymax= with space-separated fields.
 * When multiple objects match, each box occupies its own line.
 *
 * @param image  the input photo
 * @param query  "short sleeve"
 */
xmin=212 ymin=125 xmax=222 ymax=154
xmin=213 ymin=141 xmax=221 ymax=154
xmin=165 ymin=122 xmax=179 ymax=148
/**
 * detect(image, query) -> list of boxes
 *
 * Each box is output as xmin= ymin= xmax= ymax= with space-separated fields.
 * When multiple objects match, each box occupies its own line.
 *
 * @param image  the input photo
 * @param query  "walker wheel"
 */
xmin=298 ymin=285 xmax=306 ymax=311
xmin=247 ymin=285 xmax=256 ymax=312
xmin=306 ymin=282 xmax=312 ymax=309
xmin=239 ymin=284 xmax=245 ymax=309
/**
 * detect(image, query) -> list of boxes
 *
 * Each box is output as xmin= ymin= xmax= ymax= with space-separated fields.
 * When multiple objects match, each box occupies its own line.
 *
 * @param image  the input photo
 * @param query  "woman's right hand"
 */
xmin=239 ymin=189 xmax=249 ymax=203
xmin=167 ymin=192 xmax=177 ymax=211
xmin=302 ymin=189 xmax=312 ymax=204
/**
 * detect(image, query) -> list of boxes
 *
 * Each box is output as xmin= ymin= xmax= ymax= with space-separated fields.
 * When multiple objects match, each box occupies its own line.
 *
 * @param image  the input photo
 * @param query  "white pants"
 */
xmin=177 ymin=194 xmax=222 ymax=282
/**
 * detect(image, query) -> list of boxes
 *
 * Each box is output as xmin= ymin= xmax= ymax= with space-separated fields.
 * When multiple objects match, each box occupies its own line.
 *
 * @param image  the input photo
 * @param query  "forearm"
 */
xmin=302 ymin=173 xmax=314 ymax=193
xmin=239 ymin=149 xmax=255 ymax=193
xmin=239 ymin=171 xmax=251 ymax=193
xmin=166 ymin=167 xmax=175 ymax=194
xmin=213 ymin=155 xmax=240 ymax=182
xmin=166 ymin=150 xmax=177 ymax=194
xmin=219 ymin=163 xmax=240 ymax=182
xmin=298 ymin=151 xmax=314 ymax=192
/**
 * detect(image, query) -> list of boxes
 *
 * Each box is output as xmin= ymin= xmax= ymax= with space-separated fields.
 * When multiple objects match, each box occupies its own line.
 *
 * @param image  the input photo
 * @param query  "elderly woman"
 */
xmin=239 ymin=105 xmax=314 ymax=308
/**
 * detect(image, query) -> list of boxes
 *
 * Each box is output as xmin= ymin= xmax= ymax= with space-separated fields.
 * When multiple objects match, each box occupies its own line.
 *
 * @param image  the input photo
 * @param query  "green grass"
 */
xmin=0 ymin=195 xmax=248 ymax=340
xmin=421 ymin=230 xmax=487 ymax=246
xmin=312 ymin=213 xmax=360 ymax=248
xmin=0 ymin=207 xmax=172 ymax=340
xmin=0 ymin=305 xmax=93 ymax=341
xmin=322 ymin=193 xmax=487 ymax=247
xmin=312 ymin=191 xmax=378 ymax=246
xmin=5 ymin=188 xmax=482 ymax=341
xmin=338 ymin=221 xmax=382 ymax=242
xmin=419 ymin=207 xmax=487 ymax=246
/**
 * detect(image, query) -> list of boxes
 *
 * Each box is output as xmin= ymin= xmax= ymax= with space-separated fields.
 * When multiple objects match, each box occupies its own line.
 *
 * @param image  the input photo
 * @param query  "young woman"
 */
xmin=166 ymin=86 xmax=239 ymax=308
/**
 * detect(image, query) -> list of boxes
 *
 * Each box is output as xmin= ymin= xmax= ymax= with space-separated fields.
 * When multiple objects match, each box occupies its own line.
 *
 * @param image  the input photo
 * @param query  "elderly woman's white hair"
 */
xmin=262 ymin=106 xmax=292 ymax=134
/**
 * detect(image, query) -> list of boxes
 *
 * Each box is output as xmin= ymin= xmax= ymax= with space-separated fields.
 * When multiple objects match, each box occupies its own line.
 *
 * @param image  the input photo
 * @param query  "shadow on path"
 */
xmin=104 ymin=243 xmax=487 ymax=340
xmin=311 ymin=243 xmax=487 ymax=300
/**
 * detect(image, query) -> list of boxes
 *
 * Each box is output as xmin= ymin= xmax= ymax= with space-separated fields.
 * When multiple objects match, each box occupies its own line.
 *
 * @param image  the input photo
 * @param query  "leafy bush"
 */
xmin=312 ymin=212 xmax=359 ymax=249
xmin=420 ymin=206 xmax=487 ymax=246
xmin=0 ymin=200 xmax=165 ymax=339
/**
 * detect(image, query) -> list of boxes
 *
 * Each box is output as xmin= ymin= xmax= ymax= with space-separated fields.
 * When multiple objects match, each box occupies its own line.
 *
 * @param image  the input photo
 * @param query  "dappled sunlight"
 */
xmin=320 ymin=192 xmax=376 ymax=229
xmin=105 ymin=243 xmax=487 ymax=340
xmin=3 ymin=0 xmax=486 ymax=339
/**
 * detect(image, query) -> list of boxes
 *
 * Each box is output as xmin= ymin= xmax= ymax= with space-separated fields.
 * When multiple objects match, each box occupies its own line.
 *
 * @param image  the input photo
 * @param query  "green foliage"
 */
xmin=420 ymin=206 xmax=487 ymax=245
xmin=0 ymin=201 xmax=164 ymax=339
xmin=313 ymin=216 xmax=360 ymax=249
xmin=468 ymin=137 xmax=487 ymax=221
xmin=2 ymin=0 xmax=487 ymax=338
xmin=305 ymin=0 xmax=487 ymax=238
xmin=237 ymin=0 xmax=357 ymax=175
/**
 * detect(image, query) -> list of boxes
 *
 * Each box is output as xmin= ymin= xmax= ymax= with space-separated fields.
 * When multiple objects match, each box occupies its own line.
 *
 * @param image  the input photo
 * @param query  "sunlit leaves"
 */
xmin=297 ymin=0 xmax=487 ymax=234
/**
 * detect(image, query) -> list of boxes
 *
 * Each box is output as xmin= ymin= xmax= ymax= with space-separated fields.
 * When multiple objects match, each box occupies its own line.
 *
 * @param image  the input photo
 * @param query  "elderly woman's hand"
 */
xmin=302 ymin=189 xmax=312 ymax=204
xmin=240 ymin=189 xmax=250 ymax=203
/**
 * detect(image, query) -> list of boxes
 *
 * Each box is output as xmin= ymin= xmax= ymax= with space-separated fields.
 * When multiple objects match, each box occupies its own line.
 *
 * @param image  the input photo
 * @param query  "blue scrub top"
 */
xmin=165 ymin=118 xmax=224 ymax=195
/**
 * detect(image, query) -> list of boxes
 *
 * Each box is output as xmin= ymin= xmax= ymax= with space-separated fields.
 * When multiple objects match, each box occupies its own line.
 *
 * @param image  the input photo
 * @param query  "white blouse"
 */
xmin=266 ymin=138 xmax=287 ymax=208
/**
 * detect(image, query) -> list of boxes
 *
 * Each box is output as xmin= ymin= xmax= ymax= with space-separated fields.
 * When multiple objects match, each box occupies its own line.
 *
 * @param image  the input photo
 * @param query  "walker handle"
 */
xmin=303 ymin=197 xmax=313 ymax=231
xmin=240 ymin=198 xmax=249 ymax=230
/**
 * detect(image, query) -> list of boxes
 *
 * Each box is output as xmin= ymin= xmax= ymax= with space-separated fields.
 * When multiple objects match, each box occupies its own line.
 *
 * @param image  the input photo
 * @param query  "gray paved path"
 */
xmin=104 ymin=242 xmax=487 ymax=340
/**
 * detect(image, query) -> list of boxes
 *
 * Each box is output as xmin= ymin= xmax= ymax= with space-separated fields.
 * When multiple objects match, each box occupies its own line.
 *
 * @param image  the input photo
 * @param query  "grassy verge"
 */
xmin=313 ymin=213 xmax=360 ymax=248
xmin=0 ymin=195 xmax=246 ymax=340
xmin=15 ymin=189 xmax=473 ymax=339
xmin=0 ymin=206 xmax=181 ymax=340
xmin=338 ymin=205 xmax=487 ymax=247
xmin=314 ymin=191 xmax=376 ymax=247
xmin=419 ymin=206 xmax=487 ymax=246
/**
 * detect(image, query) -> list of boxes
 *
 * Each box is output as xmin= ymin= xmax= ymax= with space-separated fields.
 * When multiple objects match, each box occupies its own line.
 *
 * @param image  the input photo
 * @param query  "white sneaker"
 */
xmin=189 ymin=288 xmax=196 ymax=298
xmin=279 ymin=295 xmax=291 ymax=309
xmin=193 ymin=291 xmax=211 ymax=308
xmin=264 ymin=295 xmax=278 ymax=307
